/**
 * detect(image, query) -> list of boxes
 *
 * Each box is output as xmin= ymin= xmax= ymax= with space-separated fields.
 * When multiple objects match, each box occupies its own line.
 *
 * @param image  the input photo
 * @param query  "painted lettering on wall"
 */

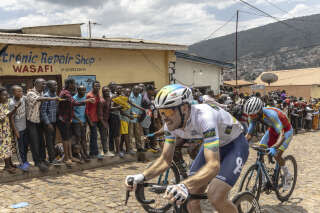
xmin=12 ymin=65 xmax=53 ymax=73
xmin=0 ymin=51 xmax=96 ymax=65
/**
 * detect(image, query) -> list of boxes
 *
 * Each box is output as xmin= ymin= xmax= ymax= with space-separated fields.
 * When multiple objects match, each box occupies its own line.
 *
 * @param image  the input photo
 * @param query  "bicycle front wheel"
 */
xmin=238 ymin=164 xmax=262 ymax=201
xmin=139 ymin=162 xmax=180 ymax=213
xmin=232 ymin=191 xmax=261 ymax=213
xmin=274 ymin=155 xmax=297 ymax=202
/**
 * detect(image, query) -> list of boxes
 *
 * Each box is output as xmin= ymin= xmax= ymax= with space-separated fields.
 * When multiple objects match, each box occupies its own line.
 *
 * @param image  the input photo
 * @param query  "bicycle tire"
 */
xmin=137 ymin=162 xmax=181 ymax=213
xmin=232 ymin=191 xmax=261 ymax=213
xmin=238 ymin=164 xmax=262 ymax=201
xmin=274 ymin=155 xmax=298 ymax=202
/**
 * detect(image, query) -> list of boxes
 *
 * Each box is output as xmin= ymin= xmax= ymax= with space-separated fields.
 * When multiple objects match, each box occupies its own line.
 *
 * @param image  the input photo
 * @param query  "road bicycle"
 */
xmin=136 ymin=139 xmax=201 ymax=212
xmin=238 ymin=145 xmax=297 ymax=202
xmin=126 ymin=178 xmax=261 ymax=213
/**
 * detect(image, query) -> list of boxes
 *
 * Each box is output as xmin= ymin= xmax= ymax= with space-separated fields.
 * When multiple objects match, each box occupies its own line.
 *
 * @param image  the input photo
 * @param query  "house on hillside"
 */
xmin=242 ymin=68 xmax=320 ymax=99
xmin=173 ymin=52 xmax=234 ymax=95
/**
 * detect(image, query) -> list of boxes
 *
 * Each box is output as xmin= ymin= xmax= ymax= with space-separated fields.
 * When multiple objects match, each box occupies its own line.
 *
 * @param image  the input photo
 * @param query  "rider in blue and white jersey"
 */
xmin=125 ymin=84 xmax=249 ymax=213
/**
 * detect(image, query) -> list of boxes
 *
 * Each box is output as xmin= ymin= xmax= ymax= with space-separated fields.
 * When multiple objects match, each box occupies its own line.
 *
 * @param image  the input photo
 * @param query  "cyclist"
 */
xmin=244 ymin=97 xmax=293 ymax=190
xmin=125 ymin=84 xmax=249 ymax=213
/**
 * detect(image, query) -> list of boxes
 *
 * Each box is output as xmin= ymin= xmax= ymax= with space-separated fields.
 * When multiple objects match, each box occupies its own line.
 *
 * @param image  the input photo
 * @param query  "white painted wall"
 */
xmin=175 ymin=57 xmax=222 ymax=95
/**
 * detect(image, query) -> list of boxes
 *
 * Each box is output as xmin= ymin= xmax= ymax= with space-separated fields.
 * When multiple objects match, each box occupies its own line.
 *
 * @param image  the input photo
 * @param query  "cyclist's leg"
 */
xmin=209 ymin=134 xmax=249 ymax=213
xmin=187 ymin=185 xmax=207 ymax=213
xmin=275 ymin=128 xmax=293 ymax=167
xmin=207 ymin=178 xmax=235 ymax=213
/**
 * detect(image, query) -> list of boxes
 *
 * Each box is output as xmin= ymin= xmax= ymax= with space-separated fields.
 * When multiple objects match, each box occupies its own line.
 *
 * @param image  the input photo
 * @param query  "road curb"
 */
xmin=0 ymin=151 xmax=161 ymax=184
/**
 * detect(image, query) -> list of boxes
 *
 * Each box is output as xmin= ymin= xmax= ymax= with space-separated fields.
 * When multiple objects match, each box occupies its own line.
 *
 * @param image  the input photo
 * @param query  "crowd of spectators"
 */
xmin=1 ymin=79 xmax=320 ymax=174
xmin=0 ymin=78 xmax=160 ymax=173
xmin=196 ymin=87 xmax=320 ymax=136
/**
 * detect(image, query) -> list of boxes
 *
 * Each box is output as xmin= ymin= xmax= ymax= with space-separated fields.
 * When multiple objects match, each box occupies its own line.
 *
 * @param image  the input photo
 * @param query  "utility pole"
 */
xmin=88 ymin=20 xmax=92 ymax=39
xmin=235 ymin=10 xmax=239 ymax=87
xmin=88 ymin=20 xmax=100 ymax=39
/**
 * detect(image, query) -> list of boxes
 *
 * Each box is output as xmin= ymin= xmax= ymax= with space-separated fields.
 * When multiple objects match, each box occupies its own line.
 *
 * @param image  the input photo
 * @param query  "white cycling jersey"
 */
xmin=164 ymin=104 xmax=243 ymax=150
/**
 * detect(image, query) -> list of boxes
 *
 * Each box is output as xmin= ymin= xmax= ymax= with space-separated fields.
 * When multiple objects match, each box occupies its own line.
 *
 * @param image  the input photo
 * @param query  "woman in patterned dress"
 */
xmin=0 ymin=87 xmax=20 ymax=173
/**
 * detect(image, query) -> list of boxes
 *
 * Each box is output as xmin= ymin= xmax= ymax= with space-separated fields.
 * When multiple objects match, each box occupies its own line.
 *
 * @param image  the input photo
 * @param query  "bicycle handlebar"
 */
xmin=250 ymin=145 xmax=269 ymax=154
xmin=135 ymin=182 xmax=208 ymax=206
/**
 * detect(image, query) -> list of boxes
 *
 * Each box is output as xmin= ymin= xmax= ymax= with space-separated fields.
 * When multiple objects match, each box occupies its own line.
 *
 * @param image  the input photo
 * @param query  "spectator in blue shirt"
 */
xmin=40 ymin=80 xmax=59 ymax=165
xmin=71 ymin=85 xmax=90 ymax=161
xmin=128 ymin=85 xmax=145 ymax=152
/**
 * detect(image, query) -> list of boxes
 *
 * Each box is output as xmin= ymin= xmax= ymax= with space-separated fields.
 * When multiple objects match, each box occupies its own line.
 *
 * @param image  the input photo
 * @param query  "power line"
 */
xmin=263 ymin=0 xmax=289 ymax=14
xmin=239 ymin=9 xmax=320 ymax=23
xmin=203 ymin=13 xmax=237 ymax=40
xmin=238 ymin=0 xmax=308 ymax=39
xmin=193 ymin=13 xmax=237 ymax=44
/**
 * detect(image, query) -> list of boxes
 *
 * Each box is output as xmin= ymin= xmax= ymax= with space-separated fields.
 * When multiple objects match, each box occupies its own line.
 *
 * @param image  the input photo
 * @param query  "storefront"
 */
xmin=0 ymin=33 xmax=186 ymax=93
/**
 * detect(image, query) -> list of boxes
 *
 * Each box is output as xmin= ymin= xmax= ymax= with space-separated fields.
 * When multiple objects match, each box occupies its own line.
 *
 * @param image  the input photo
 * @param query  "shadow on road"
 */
xmin=262 ymin=197 xmax=308 ymax=213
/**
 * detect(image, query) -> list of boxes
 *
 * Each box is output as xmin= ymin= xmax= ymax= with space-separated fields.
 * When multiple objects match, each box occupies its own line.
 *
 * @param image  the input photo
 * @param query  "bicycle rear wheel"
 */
xmin=232 ymin=191 xmax=261 ymax=213
xmin=274 ymin=155 xmax=297 ymax=202
xmin=238 ymin=164 xmax=262 ymax=201
xmin=138 ymin=162 xmax=180 ymax=213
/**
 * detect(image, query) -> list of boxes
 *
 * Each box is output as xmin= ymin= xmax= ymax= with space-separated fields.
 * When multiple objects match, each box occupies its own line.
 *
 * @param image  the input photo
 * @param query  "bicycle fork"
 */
xmin=158 ymin=168 xmax=171 ymax=185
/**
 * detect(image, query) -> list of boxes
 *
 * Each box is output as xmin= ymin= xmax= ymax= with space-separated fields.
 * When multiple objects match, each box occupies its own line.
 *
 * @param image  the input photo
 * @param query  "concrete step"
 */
xmin=0 ymin=151 xmax=160 ymax=184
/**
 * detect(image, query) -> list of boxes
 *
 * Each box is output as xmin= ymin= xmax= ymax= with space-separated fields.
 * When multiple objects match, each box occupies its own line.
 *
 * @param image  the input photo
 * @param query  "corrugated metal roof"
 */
xmin=0 ymin=32 xmax=187 ymax=51
xmin=224 ymin=80 xmax=255 ymax=86
xmin=255 ymin=68 xmax=320 ymax=86
xmin=175 ymin=52 xmax=234 ymax=68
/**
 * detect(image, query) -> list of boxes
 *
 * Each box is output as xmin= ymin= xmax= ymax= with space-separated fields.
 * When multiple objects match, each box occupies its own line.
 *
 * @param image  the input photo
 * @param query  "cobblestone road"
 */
xmin=0 ymin=132 xmax=319 ymax=213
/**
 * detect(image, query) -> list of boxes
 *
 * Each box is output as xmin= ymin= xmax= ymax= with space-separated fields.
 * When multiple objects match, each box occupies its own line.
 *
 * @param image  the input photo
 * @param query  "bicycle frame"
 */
xmin=250 ymin=151 xmax=280 ymax=191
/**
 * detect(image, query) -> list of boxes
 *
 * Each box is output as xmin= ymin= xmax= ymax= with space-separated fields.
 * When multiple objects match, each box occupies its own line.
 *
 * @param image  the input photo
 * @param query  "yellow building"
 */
xmin=0 ymin=32 xmax=187 ymax=92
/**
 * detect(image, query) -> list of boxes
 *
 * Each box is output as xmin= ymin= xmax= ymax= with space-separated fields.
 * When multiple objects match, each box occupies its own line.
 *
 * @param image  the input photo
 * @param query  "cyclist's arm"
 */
xmin=246 ymin=117 xmax=256 ymax=140
xmin=182 ymin=145 xmax=220 ymax=192
xmin=181 ymin=128 xmax=220 ymax=191
xmin=153 ymin=126 xmax=164 ymax=137
xmin=142 ymin=133 xmax=175 ymax=180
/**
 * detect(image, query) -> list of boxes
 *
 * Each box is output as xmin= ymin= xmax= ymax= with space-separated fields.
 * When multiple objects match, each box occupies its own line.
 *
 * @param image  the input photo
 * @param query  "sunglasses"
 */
xmin=159 ymin=108 xmax=176 ymax=117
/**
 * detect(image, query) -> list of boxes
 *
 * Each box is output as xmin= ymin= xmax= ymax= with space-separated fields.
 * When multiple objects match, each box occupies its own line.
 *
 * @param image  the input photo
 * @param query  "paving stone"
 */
xmin=0 ymin=132 xmax=317 ymax=212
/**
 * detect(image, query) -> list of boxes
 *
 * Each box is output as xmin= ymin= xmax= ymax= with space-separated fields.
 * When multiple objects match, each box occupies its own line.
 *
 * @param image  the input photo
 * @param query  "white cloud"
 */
xmin=0 ymin=0 xmax=320 ymax=45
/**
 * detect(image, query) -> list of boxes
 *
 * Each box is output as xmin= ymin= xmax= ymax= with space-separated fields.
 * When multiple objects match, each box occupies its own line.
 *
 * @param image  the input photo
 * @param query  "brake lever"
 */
xmin=125 ymin=177 xmax=134 ymax=206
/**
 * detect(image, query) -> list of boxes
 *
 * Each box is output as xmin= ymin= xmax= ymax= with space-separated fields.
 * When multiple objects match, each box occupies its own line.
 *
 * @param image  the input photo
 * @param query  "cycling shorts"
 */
xmin=189 ymin=133 xmax=249 ymax=187
xmin=260 ymin=127 xmax=293 ymax=151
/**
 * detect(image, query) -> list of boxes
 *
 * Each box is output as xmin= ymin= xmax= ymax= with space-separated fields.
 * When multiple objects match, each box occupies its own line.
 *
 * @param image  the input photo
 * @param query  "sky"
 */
xmin=1 ymin=0 xmax=320 ymax=45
